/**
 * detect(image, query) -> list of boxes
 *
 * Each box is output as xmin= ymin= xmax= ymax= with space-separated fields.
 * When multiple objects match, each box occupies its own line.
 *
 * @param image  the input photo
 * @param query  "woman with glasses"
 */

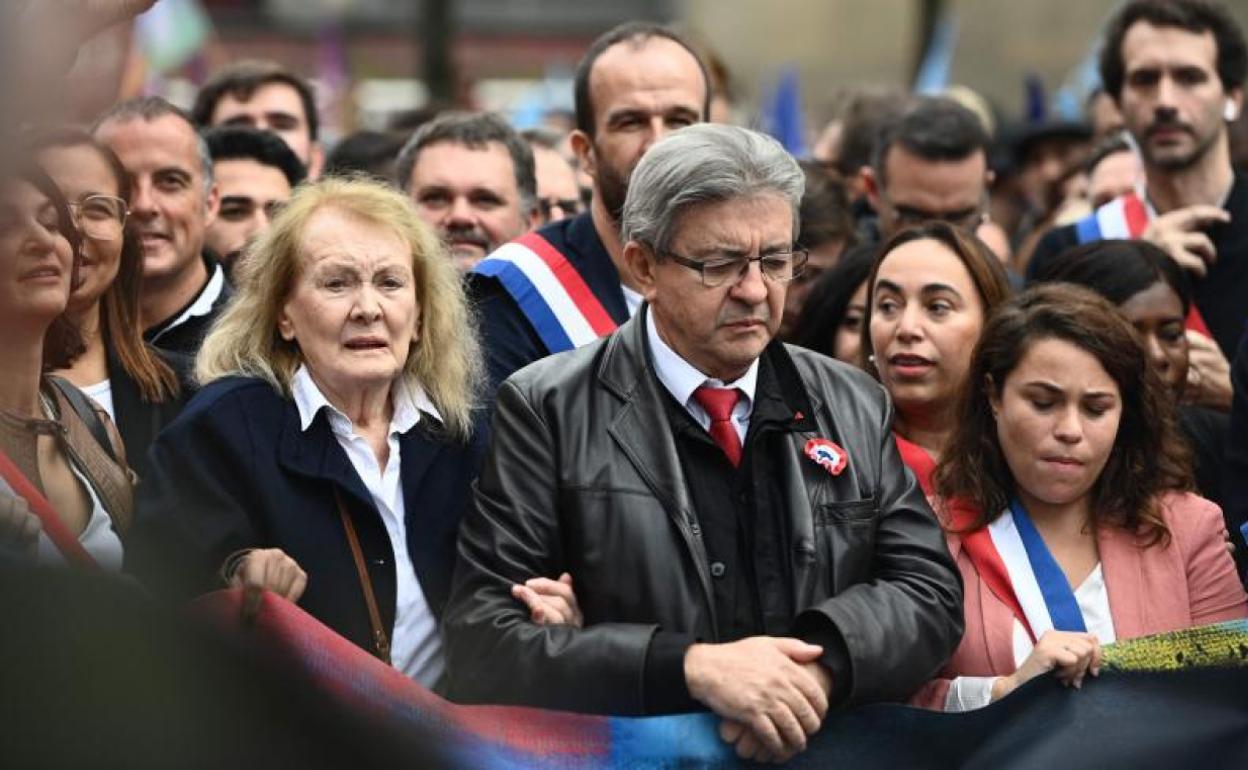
xmin=32 ymin=128 xmax=185 ymax=479
xmin=860 ymin=222 xmax=1013 ymax=494
xmin=0 ymin=162 xmax=134 ymax=568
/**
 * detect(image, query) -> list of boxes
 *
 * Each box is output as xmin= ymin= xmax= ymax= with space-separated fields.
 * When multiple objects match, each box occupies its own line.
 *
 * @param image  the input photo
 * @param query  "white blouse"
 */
xmin=944 ymin=564 xmax=1116 ymax=712
xmin=291 ymin=365 xmax=445 ymax=687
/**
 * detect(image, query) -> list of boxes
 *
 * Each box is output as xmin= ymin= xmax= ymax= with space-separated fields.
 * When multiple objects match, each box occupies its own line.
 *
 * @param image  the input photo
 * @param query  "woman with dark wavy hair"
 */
xmin=32 ymin=128 xmax=185 ymax=479
xmin=914 ymin=284 xmax=1246 ymax=711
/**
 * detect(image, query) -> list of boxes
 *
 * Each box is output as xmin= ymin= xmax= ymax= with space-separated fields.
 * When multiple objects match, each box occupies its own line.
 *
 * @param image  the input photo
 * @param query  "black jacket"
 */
xmin=105 ymin=346 xmax=191 ymax=482
xmin=127 ymin=377 xmax=488 ymax=655
xmin=444 ymin=306 xmax=964 ymax=714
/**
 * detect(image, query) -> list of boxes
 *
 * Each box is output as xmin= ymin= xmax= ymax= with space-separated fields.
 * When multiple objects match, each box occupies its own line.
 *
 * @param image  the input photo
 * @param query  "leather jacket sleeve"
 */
xmin=443 ymin=378 xmax=659 ymax=715
xmin=794 ymin=390 xmax=965 ymax=706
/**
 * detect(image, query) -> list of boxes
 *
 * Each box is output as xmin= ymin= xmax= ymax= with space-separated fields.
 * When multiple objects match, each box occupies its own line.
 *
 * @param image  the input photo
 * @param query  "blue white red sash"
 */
xmin=473 ymin=232 xmax=618 ymax=354
xmin=1071 ymin=192 xmax=1211 ymax=337
xmin=982 ymin=501 xmax=1087 ymax=641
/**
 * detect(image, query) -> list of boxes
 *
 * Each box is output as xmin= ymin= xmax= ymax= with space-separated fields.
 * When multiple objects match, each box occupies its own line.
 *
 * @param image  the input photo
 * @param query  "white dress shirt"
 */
xmin=646 ymin=309 xmax=758 ymax=443
xmin=291 ymin=365 xmax=445 ymax=686
xmin=944 ymin=564 xmax=1116 ymax=711
xmin=149 ymin=262 xmax=225 ymax=345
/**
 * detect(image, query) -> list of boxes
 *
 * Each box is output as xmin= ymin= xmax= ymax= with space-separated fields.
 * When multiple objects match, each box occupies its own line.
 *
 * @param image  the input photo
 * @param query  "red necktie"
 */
xmin=693 ymin=385 xmax=743 ymax=467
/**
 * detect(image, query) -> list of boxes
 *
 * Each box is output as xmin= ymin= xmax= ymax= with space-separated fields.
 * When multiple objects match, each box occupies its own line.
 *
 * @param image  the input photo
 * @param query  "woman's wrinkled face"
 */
xmin=277 ymin=207 xmax=420 ymax=402
xmin=1117 ymin=281 xmax=1189 ymax=397
xmin=869 ymin=238 xmax=986 ymax=420
xmin=37 ymin=144 xmax=125 ymax=310
xmin=991 ymin=338 xmax=1122 ymax=513
xmin=0 ymin=179 xmax=74 ymax=326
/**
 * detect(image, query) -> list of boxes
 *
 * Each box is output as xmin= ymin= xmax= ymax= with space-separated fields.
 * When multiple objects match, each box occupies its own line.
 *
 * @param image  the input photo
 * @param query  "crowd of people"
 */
xmin=3 ymin=0 xmax=1248 ymax=764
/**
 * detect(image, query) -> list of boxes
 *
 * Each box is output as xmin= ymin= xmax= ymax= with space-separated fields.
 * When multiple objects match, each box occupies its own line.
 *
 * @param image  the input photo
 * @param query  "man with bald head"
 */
xmin=470 ymin=22 xmax=709 ymax=391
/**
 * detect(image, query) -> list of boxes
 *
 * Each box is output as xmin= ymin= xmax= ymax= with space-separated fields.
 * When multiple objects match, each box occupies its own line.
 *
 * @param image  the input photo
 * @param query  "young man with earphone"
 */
xmin=1029 ymin=0 xmax=1248 ymax=362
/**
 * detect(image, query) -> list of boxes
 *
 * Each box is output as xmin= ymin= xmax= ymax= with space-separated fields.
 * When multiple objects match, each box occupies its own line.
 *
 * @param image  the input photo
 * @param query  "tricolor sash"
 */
xmin=473 ymin=232 xmax=618 ymax=354
xmin=0 ymin=449 xmax=98 ymax=569
xmin=952 ymin=498 xmax=1089 ymax=642
xmin=1071 ymin=192 xmax=1211 ymax=337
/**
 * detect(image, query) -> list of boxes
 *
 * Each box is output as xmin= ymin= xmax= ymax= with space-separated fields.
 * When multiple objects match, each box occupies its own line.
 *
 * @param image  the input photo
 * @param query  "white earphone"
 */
xmin=1225 ymin=100 xmax=1239 ymax=122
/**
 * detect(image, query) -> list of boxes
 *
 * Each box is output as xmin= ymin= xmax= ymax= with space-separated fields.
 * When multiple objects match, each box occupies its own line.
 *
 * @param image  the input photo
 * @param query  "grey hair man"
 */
xmin=445 ymin=124 xmax=963 ymax=764
xmin=94 ymin=96 xmax=230 ymax=359
xmin=397 ymin=111 xmax=538 ymax=273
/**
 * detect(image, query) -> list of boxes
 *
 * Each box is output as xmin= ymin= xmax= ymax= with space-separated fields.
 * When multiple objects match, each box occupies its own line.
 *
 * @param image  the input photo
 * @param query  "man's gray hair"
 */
xmin=93 ymin=96 xmax=216 ymax=193
xmin=395 ymin=111 xmax=537 ymax=217
xmin=621 ymin=124 xmax=804 ymax=256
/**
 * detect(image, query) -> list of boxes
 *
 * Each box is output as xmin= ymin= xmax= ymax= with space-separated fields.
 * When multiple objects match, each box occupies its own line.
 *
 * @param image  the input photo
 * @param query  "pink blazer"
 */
xmin=912 ymin=491 xmax=1248 ymax=709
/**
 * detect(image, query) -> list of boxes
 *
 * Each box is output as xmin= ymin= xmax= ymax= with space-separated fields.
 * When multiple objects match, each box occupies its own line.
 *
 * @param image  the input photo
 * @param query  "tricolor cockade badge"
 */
xmin=804 ymin=437 xmax=848 ymax=476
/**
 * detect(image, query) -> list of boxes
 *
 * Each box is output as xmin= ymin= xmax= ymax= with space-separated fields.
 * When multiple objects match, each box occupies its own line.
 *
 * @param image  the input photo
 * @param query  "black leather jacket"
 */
xmin=444 ymin=307 xmax=963 ymax=714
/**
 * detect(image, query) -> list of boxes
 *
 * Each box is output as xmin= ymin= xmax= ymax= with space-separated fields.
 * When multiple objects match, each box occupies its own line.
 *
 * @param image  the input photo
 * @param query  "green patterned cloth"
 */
xmin=1100 ymin=619 xmax=1248 ymax=671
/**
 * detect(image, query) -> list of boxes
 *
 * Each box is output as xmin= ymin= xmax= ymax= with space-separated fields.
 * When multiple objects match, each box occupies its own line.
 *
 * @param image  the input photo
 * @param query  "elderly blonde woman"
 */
xmin=127 ymin=177 xmax=485 ymax=686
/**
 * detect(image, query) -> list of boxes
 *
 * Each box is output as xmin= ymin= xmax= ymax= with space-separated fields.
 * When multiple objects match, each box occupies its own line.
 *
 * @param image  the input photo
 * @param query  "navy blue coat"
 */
xmin=1227 ymin=326 xmax=1248 ymax=580
xmin=469 ymin=212 xmax=631 ymax=394
xmin=126 ymin=376 xmax=488 ymax=656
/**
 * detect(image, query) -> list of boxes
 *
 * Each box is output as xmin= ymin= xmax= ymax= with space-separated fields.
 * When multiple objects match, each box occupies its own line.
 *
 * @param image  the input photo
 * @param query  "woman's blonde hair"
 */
xmin=196 ymin=175 xmax=482 ymax=440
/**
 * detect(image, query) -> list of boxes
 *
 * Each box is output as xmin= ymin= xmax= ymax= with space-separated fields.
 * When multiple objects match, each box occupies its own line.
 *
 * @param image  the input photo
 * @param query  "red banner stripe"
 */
xmin=0 ymin=449 xmax=98 ymax=569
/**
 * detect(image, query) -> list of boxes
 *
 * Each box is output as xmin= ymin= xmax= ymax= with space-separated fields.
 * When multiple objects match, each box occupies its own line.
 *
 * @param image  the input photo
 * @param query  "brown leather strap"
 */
xmin=334 ymin=488 xmax=392 ymax=665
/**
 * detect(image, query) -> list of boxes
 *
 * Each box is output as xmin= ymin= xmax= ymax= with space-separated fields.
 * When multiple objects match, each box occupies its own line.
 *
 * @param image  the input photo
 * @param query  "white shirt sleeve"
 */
xmin=944 ymin=676 xmax=998 ymax=712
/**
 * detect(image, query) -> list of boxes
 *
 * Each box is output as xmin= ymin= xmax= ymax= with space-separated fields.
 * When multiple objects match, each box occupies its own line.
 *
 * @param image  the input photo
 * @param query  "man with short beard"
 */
xmin=470 ymin=22 xmax=709 ymax=391
xmin=1028 ymin=0 xmax=1248 ymax=360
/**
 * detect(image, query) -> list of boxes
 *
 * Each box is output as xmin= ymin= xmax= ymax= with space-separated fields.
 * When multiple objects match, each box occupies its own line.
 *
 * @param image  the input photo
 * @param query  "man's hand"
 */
xmin=685 ymin=637 xmax=828 ymax=763
xmin=1143 ymin=205 xmax=1230 ymax=278
xmin=511 ymin=572 xmax=583 ymax=627
xmin=1184 ymin=330 xmax=1233 ymax=412
xmin=0 ymin=491 xmax=41 ymax=550
xmin=718 ymin=660 xmax=834 ymax=763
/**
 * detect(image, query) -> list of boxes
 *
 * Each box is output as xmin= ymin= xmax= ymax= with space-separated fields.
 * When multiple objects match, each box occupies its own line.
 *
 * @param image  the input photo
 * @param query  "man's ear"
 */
xmin=203 ymin=181 xmax=220 ymax=228
xmin=569 ymin=130 xmax=597 ymax=180
xmin=861 ymin=167 xmax=881 ymax=214
xmin=306 ymin=142 xmax=326 ymax=180
xmin=623 ymin=240 xmax=658 ymax=301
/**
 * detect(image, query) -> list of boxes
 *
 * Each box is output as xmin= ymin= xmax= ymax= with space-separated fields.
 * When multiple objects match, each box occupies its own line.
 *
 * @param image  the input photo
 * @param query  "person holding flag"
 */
xmin=913 ymin=284 xmax=1247 ymax=711
xmin=1027 ymin=0 xmax=1248 ymax=364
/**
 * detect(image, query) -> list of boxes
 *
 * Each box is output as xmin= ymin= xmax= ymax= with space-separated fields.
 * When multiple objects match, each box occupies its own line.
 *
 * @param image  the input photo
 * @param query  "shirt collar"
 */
xmin=645 ymin=307 xmax=758 ymax=410
xmin=159 ymin=260 xmax=225 ymax=336
xmin=291 ymin=364 xmax=441 ymax=436
xmin=620 ymin=284 xmax=644 ymax=318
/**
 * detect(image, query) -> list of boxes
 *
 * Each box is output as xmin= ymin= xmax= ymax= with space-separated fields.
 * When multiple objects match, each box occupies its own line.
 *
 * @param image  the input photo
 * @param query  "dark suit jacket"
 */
xmin=445 ymin=305 xmax=963 ymax=714
xmin=469 ymin=212 xmax=630 ymax=393
xmin=127 ymin=376 xmax=488 ymax=655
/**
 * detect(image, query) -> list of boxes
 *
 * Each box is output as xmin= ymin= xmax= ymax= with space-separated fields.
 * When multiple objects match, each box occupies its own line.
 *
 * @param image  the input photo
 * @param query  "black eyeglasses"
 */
xmin=661 ymin=248 xmax=809 ymax=288
xmin=882 ymin=192 xmax=988 ymax=231
xmin=538 ymin=197 xmax=583 ymax=219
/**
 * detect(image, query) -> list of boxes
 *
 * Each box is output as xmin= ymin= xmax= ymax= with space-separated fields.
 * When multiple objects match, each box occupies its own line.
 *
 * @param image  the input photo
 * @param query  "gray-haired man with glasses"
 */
xmin=445 ymin=124 xmax=963 ymax=764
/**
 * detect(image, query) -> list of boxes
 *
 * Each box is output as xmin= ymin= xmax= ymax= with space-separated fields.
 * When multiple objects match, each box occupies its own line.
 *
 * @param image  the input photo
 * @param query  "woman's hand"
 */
xmin=231 ymin=548 xmax=308 ymax=602
xmin=1184 ymin=331 xmax=1232 ymax=412
xmin=991 ymin=630 xmax=1101 ymax=701
xmin=0 ymin=491 xmax=41 ymax=549
xmin=512 ymin=572 xmax=583 ymax=627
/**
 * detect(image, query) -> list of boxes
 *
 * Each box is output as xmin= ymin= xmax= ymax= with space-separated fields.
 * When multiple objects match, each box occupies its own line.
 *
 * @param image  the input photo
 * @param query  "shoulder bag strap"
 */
xmin=333 ymin=487 xmax=392 ymax=665
xmin=46 ymin=376 xmax=118 ymax=464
